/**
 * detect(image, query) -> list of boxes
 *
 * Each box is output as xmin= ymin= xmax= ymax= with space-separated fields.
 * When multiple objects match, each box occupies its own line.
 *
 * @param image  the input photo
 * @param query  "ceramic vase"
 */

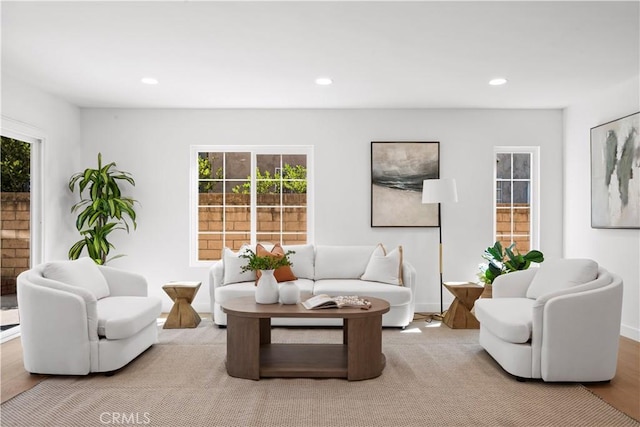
xmin=278 ymin=281 xmax=300 ymax=304
xmin=255 ymin=269 xmax=279 ymax=304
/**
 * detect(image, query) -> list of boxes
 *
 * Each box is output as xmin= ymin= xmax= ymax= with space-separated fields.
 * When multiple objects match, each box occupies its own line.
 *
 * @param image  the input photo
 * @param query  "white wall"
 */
xmin=564 ymin=76 xmax=640 ymax=340
xmin=80 ymin=109 xmax=564 ymax=313
xmin=1 ymin=74 xmax=82 ymax=262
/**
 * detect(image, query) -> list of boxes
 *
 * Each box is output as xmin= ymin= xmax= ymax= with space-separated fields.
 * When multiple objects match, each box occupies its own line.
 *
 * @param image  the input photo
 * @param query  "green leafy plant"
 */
xmin=478 ymin=241 xmax=544 ymax=284
xmin=1 ymin=137 xmax=30 ymax=192
xmin=68 ymin=153 xmax=137 ymax=265
xmin=232 ymin=164 xmax=307 ymax=194
xmin=239 ymin=248 xmax=295 ymax=273
xmin=198 ymin=155 xmax=223 ymax=193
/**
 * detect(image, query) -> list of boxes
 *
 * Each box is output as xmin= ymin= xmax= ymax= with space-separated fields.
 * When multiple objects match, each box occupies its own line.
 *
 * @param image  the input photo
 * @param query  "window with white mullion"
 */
xmin=494 ymin=147 xmax=539 ymax=254
xmin=191 ymin=145 xmax=312 ymax=265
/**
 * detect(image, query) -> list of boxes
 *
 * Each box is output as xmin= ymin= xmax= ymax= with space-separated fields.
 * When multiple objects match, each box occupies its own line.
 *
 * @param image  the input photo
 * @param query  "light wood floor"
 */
xmin=1 ymin=332 xmax=638 ymax=421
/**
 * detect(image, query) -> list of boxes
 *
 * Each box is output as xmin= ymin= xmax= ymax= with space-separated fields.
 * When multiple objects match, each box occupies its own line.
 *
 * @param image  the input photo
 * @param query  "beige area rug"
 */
xmin=2 ymin=320 xmax=638 ymax=427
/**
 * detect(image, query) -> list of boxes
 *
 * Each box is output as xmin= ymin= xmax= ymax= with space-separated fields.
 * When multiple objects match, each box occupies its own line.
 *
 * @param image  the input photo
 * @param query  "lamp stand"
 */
xmin=437 ymin=203 xmax=444 ymax=314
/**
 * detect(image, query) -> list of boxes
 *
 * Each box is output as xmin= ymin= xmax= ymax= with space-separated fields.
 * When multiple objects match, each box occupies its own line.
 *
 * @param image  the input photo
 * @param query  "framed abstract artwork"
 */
xmin=371 ymin=141 xmax=439 ymax=227
xmin=590 ymin=112 xmax=640 ymax=229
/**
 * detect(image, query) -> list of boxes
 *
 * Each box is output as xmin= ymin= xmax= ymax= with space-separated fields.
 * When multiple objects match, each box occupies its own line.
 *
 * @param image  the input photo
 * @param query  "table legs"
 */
xmin=345 ymin=315 xmax=384 ymax=381
xmin=226 ymin=315 xmax=271 ymax=380
xmin=225 ymin=314 xmax=384 ymax=381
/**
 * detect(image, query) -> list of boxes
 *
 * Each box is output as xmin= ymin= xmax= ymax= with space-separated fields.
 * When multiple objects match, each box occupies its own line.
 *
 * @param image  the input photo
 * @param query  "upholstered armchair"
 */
xmin=17 ymin=257 xmax=162 ymax=375
xmin=474 ymin=259 xmax=623 ymax=382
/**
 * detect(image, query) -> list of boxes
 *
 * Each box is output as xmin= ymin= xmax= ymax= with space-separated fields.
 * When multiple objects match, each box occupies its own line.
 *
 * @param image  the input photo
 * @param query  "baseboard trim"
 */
xmin=620 ymin=324 xmax=640 ymax=342
xmin=0 ymin=325 xmax=21 ymax=344
xmin=414 ymin=303 xmax=450 ymax=314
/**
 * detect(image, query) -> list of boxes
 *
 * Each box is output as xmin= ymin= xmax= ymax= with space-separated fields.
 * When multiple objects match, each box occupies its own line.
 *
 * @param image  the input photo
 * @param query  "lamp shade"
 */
xmin=421 ymin=178 xmax=458 ymax=204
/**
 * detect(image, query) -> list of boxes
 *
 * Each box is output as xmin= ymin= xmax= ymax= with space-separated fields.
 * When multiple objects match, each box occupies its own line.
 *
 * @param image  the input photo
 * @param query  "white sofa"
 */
xmin=209 ymin=244 xmax=416 ymax=328
xmin=17 ymin=257 xmax=162 ymax=375
xmin=474 ymin=259 xmax=623 ymax=382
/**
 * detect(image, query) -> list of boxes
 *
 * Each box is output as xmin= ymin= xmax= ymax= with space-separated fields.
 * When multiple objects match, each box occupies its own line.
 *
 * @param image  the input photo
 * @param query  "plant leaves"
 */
xmin=524 ymin=250 xmax=544 ymax=263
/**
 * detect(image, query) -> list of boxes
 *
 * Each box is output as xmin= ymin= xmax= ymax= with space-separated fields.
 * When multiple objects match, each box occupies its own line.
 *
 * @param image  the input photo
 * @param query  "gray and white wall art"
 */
xmin=591 ymin=112 xmax=640 ymax=229
xmin=371 ymin=141 xmax=439 ymax=227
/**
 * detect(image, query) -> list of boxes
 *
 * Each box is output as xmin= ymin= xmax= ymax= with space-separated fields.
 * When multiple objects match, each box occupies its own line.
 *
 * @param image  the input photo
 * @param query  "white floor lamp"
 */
xmin=421 ymin=178 xmax=458 ymax=314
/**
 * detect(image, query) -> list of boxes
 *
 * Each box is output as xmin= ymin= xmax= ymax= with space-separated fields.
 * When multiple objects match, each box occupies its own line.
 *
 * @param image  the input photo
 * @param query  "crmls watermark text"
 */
xmin=99 ymin=412 xmax=151 ymax=425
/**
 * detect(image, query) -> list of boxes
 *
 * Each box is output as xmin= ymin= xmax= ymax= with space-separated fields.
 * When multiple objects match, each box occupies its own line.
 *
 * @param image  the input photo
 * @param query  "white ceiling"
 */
xmin=2 ymin=1 xmax=639 ymax=109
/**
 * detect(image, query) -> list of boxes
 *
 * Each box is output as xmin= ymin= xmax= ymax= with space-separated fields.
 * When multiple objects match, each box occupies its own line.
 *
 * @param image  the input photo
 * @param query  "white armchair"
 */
xmin=17 ymin=258 xmax=162 ymax=375
xmin=474 ymin=259 xmax=623 ymax=382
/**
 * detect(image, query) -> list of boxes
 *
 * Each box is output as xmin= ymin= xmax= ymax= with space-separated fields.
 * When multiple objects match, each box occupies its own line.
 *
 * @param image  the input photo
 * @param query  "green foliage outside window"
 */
xmin=198 ymin=155 xmax=223 ymax=192
xmin=232 ymin=164 xmax=307 ymax=194
xmin=1 ymin=136 xmax=31 ymax=192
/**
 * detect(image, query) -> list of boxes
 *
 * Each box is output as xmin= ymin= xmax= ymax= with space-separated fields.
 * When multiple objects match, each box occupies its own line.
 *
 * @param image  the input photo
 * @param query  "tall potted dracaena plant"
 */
xmin=68 ymin=153 xmax=137 ymax=265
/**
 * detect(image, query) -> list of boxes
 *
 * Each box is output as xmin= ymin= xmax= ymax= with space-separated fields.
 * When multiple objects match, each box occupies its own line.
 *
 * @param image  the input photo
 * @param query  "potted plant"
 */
xmin=68 ymin=153 xmax=137 ymax=265
xmin=239 ymin=248 xmax=295 ymax=273
xmin=240 ymin=248 xmax=295 ymax=304
xmin=477 ymin=241 xmax=544 ymax=297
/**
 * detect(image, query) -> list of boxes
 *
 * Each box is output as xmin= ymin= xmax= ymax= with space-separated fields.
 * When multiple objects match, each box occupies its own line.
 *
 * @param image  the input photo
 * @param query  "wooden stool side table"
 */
xmin=163 ymin=281 xmax=202 ymax=329
xmin=443 ymin=282 xmax=484 ymax=329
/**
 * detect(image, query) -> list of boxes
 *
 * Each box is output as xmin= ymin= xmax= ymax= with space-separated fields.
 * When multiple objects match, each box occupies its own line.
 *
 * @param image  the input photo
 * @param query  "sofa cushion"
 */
xmin=222 ymin=246 xmax=257 ymax=285
xmin=361 ymin=244 xmax=403 ymax=285
xmin=314 ymin=245 xmax=376 ymax=280
xmin=526 ymin=259 xmax=598 ymax=299
xmin=216 ymin=279 xmax=315 ymax=304
xmin=256 ymin=243 xmax=297 ymax=282
xmin=43 ymin=257 xmax=110 ymax=300
xmin=283 ymin=244 xmax=315 ymax=279
xmin=474 ymin=298 xmax=535 ymax=344
xmin=96 ymin=296 xmax=161 ymax=339
xmin=313 ymin=279 xmax=411 ymax=306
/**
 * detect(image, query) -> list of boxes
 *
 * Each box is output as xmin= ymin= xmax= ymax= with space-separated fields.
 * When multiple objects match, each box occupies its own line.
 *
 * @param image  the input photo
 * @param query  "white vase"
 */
xmin=278 ymin=281 xmax=300 ymax=304
xmin=255 ymin=270 xmax=279 ymax=304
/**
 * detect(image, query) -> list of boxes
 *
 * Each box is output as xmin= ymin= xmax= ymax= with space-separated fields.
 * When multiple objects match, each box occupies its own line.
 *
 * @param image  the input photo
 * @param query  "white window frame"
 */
xmin=493 ymin=146 xmax=540 ymax=251
xmin=189 ymin=145 xmax=314 ymax=267
xmin=1 ymin=117 xmax=45 ymax=266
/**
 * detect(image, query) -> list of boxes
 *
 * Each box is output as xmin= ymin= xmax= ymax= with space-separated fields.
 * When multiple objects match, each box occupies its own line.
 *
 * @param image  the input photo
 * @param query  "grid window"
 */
xmin=191 ymin=146 xmax=312 ymax=263
xmin=494 ymin=148 xmax=538 ymax=253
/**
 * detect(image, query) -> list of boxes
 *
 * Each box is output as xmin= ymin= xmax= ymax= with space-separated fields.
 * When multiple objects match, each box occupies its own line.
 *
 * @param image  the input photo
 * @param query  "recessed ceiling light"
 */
xmin=489 ymin=78 xmax=507 ymax=86
xmin=315 ymin=77 xmax=333 ymax=86
xmin=141 ymin=77 xmax=159 ymax=85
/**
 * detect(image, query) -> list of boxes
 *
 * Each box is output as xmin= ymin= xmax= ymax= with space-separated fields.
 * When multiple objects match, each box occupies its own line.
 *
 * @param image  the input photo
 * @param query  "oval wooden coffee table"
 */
xmin=221 ymin=296 xmax=390 ymax=381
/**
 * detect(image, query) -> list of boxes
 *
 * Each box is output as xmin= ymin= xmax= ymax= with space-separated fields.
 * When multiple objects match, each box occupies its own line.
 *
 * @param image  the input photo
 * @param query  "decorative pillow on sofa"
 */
xmin=526 ymin=258 xmax=598 ymax=299
xmin=361 ymin=244 xmax=404 ymax=286
xmin=256 ymin=243 xmax=298 ymax=283
xmin=314 ymin=245 xmax=376 ymax=279
xmin=282 ymin=243 xmax=315 ymax=279
xmin=43 ymin=257 xmax=110 ymax=299
xmin=222 ymin=246 xmax=257 ymax=285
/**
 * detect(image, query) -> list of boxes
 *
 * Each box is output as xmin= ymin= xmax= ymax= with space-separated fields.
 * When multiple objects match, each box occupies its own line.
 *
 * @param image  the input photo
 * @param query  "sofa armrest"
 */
xmin=18 ymin=270 xmax=99 ymax=374
xmin=98 ymin=265 xmax=148 ymax=297
xmin=537 ymin=274 xmax=622 ymax=381
xmin=18 ymin=278 xmax=96 ymax=374
xmin=209 ymin=260 xmax=224 ymax=305
xmin=492 ymin=268 xmax=537 ymax=298
xmin=402 ymin=261 xmax=416 ymax=294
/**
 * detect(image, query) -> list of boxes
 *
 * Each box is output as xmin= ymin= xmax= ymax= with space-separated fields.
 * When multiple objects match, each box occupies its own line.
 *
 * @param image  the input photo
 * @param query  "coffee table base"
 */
xmin=225 ymin=314 xmax=386 ymax=381
xmin=259 ymin=344 xmax=386 ymax=380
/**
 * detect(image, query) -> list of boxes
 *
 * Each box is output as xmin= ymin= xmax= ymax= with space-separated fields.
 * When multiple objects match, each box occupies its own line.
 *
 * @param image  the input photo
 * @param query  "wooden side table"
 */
xmin=443 ymin=282 xmax=484 ymax=329
xmin=163 ymin=281 xmax=202 ymax=329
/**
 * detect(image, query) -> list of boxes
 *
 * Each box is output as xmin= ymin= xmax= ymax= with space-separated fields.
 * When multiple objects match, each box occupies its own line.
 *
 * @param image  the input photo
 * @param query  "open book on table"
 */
xmin=302 ymin=294 xmax=372 ymax=310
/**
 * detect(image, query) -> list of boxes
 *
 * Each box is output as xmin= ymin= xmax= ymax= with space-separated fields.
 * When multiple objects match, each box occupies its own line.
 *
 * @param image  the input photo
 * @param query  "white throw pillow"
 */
xmin=314 ymin=245 xmax=377 ymax=279
xmin=222 ymin=246 xmax=257 ymax=285
xmin=282 ymin=244 xmax=315 ymax=280
xmin=526 ymin=258 xmax=598 ymax=299
xmin=43 ymin=257 xmax=110 ymax=299
xmin=361 ymin=244 xmax=404 ymax=286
